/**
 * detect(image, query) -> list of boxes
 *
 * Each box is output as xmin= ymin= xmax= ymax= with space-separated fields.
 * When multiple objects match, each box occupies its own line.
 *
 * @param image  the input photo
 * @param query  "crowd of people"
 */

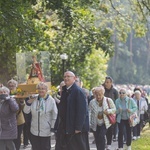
xmin=0 ymin=71 xmax=150 ymax=150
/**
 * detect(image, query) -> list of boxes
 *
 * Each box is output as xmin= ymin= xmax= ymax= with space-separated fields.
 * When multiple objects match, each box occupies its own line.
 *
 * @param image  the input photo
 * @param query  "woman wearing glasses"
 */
xmin=115 ymin=88 xmax=137 ymax=150
xmin=24 ymin=82 xmax=58 ymax=150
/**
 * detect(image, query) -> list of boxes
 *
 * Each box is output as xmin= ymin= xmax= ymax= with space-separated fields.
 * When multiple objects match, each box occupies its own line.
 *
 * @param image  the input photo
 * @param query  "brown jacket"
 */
xmin=16 ymin=99 xmax=25 ymax=125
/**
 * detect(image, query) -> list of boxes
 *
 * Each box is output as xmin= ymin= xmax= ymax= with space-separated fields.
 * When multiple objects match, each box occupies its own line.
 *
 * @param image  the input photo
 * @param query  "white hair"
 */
xmin=0 ymin=86 xmax=10 ymax=94
xmin=36 ymin=82 xmax=48 ymax=91
xmin=64 ymin=71 xmax=75 ymax=77
xmin=7 ymin=79 xmax=18 ymax=87
xmin=134 ymin=90 xmax=141 ymax=95
xmin=95 ymin=86 xmax=105 ymax=94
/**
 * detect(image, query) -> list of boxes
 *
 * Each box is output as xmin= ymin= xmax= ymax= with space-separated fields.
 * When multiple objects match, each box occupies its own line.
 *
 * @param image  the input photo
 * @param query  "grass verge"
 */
xmin=132 ymin=123 xmax=150 ymax=150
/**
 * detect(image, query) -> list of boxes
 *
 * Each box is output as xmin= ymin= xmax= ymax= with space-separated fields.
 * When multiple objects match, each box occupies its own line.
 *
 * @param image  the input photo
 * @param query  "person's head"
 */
xmin=36 ymin=82 xmax=48 ymax=97
xmin=63 ymin=71 xmax=76 ymax=87
xmin=0 ymin=86 xmax=10 ymax=95
xmin=134 ymin=90 xmax=141 ymax=100
xmin=104 ymin=76 xmax=113 ymax=89
xmin=133 ymin=87 xmax=143 ymax=93
xmin=127 ymin=89 xmax=133 ymax=97
xmin=7 ymin=79 xmax=18 ymax=90
xmin=94 ymin=86 xmax=105 ymax=102
xmin=82 ymin=88 xmax=90 ymax=99
xmin=75 ymin=76 xmax=82 ymax=87
xmin=119 ymin=88 xmax=127 ymax=99
xmin=32 ymin=55 xmax=37 ymax=62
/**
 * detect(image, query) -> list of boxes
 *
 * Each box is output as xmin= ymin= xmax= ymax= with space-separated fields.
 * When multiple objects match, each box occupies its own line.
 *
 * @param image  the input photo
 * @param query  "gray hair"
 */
xmin=0 ymin=86 xmax=10 ymax=94
xmin=64 ymin=71 xmax=75 ymax=77
xmin=36 ymin=82 xmax=48 ymax=91
xmin=7 ymin=79 xmax=18 ymax=87
xmin=119 ymin=88 xmax=127 ymax=94
xmin=95 ymin=86 xmax=105 ymax=94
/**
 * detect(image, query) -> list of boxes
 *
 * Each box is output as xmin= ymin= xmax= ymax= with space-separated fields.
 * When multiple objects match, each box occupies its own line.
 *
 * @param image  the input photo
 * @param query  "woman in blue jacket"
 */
xmin=115 ymin=88 xmax=137 ymax=150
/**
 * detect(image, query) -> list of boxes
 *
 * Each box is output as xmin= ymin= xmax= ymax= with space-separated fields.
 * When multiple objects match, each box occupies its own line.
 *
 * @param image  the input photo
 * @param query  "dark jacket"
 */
xmin=59 ymin=83 xmax=89 ymax=134
xmin=0 ymin=95 xmax=19 ymax=140
xmin=104 ymin=85 xmax=119 ymax=101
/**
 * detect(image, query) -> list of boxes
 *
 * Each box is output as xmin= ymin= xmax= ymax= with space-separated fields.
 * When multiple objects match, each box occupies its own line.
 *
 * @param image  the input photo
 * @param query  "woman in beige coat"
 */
xmin=7 ymin=79 xmax=25 ymax=150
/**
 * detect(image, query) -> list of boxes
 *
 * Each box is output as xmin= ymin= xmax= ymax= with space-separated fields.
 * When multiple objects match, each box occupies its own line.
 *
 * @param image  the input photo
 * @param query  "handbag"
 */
xmin=128 ymin=99 xmax=140 ymax=127
xmin=107 ymin=114 xmax=116 ymax=124
xmin=106 ymin=98 xmax=116 ymax=124
xmin=129 ymin=113 xmax=139 ymax=127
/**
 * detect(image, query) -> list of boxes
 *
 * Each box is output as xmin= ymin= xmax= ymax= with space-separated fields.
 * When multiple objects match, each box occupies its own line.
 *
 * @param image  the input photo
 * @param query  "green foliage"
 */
xmin=0 ymin=0 xmax=149 ymax=87
xmin=0 ymin=0 xmax=35 ymax=83
xmin=81 ymin=50 xmax=109 ymax=89
xmin=25 ymin=1 xmax=114 ymax=86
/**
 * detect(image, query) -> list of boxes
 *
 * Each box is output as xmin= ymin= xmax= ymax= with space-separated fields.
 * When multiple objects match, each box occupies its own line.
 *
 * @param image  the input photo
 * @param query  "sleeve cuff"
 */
xmin=26 ymin=101 xmax=32 ymax=106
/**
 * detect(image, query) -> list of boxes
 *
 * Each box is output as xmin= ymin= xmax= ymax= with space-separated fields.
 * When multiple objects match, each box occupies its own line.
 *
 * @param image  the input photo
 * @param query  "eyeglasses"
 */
xmin=119 ymin=92 xmax=126 ymax=94
xmin=64 ymin=76 xmax=74 ymax=78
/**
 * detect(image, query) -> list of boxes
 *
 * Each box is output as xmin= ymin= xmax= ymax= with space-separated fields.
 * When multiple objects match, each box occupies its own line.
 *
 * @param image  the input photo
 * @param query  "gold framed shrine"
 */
xmin=16 ymin=51 xmax=51 ymax=97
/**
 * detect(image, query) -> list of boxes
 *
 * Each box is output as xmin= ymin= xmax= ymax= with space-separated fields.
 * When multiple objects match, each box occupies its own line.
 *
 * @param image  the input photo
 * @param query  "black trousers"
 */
xmin=93 ymin=124 xmax=107 ymax=150
xmin=23 ymin=121 xmax=31 ymax=145
xmin=55 ymin=127 xmax=89 ymax=150
xmin=106 ymin=125 xmax=113 ymax=145
xmin=13 ymin=124 xmax=24 ymax=150
xmin=118 ymin=120 xmax=131 ymax=148
xmin=31 ymin=133 xmax=51 ymax=150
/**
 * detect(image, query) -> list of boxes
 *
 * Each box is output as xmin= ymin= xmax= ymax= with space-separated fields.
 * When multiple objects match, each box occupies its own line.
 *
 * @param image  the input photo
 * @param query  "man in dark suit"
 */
xmin=55 ymin=71 xmax=90 ymax=150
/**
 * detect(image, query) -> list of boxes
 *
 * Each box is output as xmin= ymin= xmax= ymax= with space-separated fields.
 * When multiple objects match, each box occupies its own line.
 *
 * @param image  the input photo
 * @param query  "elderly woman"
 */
xmin=0 ymin=86 xmax=19 ymax=150
xmin=89 ymin=86 xmax=116 ymax=150
xmin=115 ymin=88 xmax=137 ymax=150
xmin=7 ymin=79 xmax=25 ymax=150
xmin=24 ymin=82 xmax=58 ymax=150
xmin=132 ymin=90 xmax=148 ymax=140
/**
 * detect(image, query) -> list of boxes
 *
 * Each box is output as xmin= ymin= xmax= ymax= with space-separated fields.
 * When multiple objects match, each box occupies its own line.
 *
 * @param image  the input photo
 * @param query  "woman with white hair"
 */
xmin=24 ymin=82 xmax=58 ymax=150
xmin=132 ymin=90 xmax=148 ymax=140
xmin=0 ymin=86 xmax=19 ymax=150
xmin=89 ymin=86 xmax=116 ymax=150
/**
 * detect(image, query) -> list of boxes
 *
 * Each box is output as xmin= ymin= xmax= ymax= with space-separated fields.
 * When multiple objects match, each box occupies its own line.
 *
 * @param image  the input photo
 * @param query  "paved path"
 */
xmin=20 ymin=133 xmax=118 ymax=150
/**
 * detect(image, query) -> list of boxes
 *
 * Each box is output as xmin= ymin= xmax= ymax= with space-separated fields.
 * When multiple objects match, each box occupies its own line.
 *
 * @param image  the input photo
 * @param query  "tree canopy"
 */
xmin=0 ymin=0 xmax=150 ymax=87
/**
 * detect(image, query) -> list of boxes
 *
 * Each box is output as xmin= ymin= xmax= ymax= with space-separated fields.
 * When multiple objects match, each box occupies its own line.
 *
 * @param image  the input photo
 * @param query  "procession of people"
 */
xmin=0 ymin=68 xmax=150 ymax=150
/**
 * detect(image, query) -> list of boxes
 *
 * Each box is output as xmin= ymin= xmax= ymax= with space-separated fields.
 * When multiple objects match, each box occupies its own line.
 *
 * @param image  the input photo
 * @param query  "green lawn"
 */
xmin=132 ymin=123 xmax=150 ymax=150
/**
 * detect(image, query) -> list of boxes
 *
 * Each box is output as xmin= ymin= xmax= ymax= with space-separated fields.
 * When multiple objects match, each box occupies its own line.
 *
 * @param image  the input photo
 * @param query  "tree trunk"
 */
xmin=146 ymin=36 xmax=150 ymax=72
xmin=129 ymin=31 xmax=133 ymax=64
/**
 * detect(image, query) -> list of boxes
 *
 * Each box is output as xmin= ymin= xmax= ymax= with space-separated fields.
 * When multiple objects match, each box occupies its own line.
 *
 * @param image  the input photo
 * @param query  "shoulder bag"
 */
xmin=106 ymin=98 xmax=116 ymax=125
xmin=128 ymin=99 xmax=139 ymax=127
